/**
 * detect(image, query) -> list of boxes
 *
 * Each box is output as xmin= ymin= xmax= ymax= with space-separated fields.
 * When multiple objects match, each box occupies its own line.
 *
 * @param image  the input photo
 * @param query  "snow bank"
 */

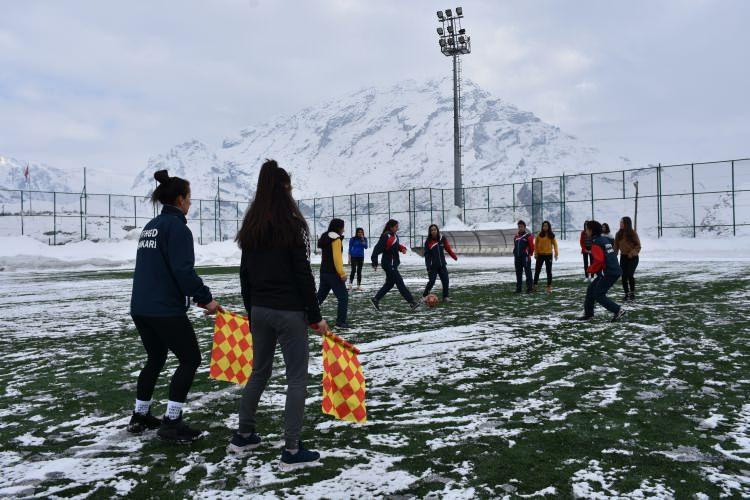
xmin=1 ymin=234 xmax=748 ymax=272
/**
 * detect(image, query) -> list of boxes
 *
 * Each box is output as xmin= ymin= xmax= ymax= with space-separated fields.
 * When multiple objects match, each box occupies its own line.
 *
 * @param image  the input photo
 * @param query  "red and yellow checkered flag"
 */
xmin=321 ymin=331 xmax=366 ymax=423
xmin=209 ymin=310 xmax=253 ymax=386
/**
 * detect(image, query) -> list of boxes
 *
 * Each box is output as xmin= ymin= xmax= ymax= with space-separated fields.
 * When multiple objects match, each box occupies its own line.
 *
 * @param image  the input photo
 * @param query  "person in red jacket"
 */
xmin=579 ymin=220 xmax=593 ymax=280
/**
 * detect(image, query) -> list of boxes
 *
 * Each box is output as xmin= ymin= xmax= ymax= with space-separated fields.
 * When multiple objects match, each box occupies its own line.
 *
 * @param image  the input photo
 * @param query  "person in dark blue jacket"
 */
xmin=348 ymin=227 xmax=368 ymax=290
xmin=422 ymin=224 xmax=458 ymax=301
xmin=513 ymin=220 xmax=535 ymax=294
xmin=370 ymin=219 xmax=418 ymax=311
xmin=578 ymin=220 xmax=625 ymax=322
xmin=128 ymin=170 xmax=220 ymax=442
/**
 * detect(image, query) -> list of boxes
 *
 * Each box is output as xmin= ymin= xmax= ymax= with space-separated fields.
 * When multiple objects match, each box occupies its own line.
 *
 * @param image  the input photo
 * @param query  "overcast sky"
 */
xmin=1 ymin=0 xmax=748 ymax=181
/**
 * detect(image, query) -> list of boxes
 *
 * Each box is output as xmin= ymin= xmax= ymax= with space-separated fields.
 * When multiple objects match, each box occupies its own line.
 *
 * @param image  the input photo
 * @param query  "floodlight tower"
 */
xmin=436 ymin=7 xmax=471 ymax=209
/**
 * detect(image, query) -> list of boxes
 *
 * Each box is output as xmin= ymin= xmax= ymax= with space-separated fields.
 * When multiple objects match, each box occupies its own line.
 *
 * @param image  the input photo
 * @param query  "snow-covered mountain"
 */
xmin=0 ymin=156 xmax=77 ymax=202
xmin=133 ymin=78 xmax=631 ymax=201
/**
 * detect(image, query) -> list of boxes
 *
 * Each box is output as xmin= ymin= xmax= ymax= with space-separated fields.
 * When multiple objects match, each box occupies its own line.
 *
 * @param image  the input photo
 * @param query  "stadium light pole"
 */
xmin=435 ymin=7 xmax=471 ymax=209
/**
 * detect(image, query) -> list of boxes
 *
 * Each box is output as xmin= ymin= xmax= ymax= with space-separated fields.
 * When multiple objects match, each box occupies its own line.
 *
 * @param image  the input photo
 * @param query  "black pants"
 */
xmin=584 ymin=274 xmax=621 ymax=317
xmin=132 ymin=314 xmax=201 ymax=403
xmin=620 ymin=255 xmax=639 ymax=294
xmin=514 ymin=256 xmax=532 ymax=292
xmin=375 ymin=265 xmax=415 ymax=304
xmin=349 ymin=257 xmax=364 ymax=285
xmin=534 ymin=255 xmax=553 ymax=286
xmin=317 ymin=272 xmax=349 ymax=325
xmin=423 ymin=267 xmax=450 ymax=298
xmin=583 ymin=252 xmax=591 ymax=278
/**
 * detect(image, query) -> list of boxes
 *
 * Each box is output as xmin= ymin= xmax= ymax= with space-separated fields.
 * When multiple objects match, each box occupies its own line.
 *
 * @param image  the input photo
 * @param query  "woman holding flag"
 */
xmin=232 ymin=159 xmax=328 ymax=470
xmin=128 ymin=170 xmax=220 ymax=442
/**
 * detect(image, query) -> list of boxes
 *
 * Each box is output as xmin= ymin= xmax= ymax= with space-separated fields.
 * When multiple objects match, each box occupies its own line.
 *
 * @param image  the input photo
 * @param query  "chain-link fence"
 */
xmin=1 ymin=158 xmax=748 ymax=248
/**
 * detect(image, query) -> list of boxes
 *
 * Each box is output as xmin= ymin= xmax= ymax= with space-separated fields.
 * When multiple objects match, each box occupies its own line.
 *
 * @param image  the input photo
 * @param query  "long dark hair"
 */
xmin=538 ymin=220 xmax=555 ymax=239
xmin=426 ymin=224 xmax=441 ymax=243
xmin=615 ymin=216 xmax=637 ymax=244
xmin=326 ymin=218 xmax=345 ymax=235
xmin=151 ymin=170 xmax=190 ymax=206
xmin=355 ymin=227 xmax=365 ymax=238
xmin=235 ymin=159 xmax=309 ymax=251
xmin=586 ymin=220 xmax=603 ymax=237
xmin=382 ymin=219 xmax=398 ymax=235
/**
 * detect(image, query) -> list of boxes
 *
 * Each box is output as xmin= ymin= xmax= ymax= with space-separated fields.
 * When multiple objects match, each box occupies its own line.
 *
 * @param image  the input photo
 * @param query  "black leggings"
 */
xmin=534 ymin=255 xmax=553 ymax=286
xmin=583 ymin=252 xmax=591 ymax=278
xmin=620 ymin=255 xmax=639 ymax=294
xmin=349 ymin=257 xmax=364 ymax=285
xmin=132 ymin=314 xmax=202 ymax=403
xmin=374 ymin=265 xmax=415 ymax=304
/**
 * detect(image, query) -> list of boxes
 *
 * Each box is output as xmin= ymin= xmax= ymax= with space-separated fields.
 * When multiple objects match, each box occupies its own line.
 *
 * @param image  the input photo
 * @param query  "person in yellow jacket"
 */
xmin=533 ymin=220 xmax=559 ymax=293
xmin=317 ymin=218 xmax=350 ymax=329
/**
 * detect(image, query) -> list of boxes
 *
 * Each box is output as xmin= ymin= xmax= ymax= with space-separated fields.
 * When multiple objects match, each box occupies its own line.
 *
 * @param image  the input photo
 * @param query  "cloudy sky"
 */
xmin=1 ymin=0 xmax=748 ymax=182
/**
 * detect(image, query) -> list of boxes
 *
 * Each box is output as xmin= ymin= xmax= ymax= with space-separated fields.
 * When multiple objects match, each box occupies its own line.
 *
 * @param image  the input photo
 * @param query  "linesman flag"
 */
xmin=322 ymin=331 xmax=367 ymax=423
xmin=209 ymin=310 xmax=253 ymax=386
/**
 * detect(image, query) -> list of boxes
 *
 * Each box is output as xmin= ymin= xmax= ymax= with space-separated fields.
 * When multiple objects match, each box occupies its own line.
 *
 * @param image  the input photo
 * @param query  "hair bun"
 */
xmin=154 ymin=170 xmax=170 ymax=184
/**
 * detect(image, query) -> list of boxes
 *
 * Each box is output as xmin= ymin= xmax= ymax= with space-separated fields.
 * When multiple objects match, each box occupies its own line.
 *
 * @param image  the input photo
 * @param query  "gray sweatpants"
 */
xmin=238 ymin=306 xmax=309 ymax=450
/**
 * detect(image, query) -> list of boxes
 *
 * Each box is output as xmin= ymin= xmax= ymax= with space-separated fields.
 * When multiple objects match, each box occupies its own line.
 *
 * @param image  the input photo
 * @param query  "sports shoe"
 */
xmin=157 ymin=413 xmax=203 ymax=443
xmin=127 ymin=411 xmax=161 ymax=434
xmin=228 ymin=431 xmax=261 ymax=454
xmin=355 ymin=286 xmax=362 ymax=291
xmin=623 ymin=294 xmax=631 ymax=302
xmin=443 ymin=297 xmax=452 ymax=303
xmin=514 ymin=289 xmax=522 ymax=294
xmin=628 ymin=292 xmax=635 ymax=301
xmin=335 ymin=322 xmax=350 ymax=330
xmin=279 ymin=441 xmax=321 ymax=472
xmin=611 ymin=309 xmax=626 ymax=322
xmin=545 ymin=286 xmax=552 ymax=294
xmin=532 ymin=285 xmax=538 ymax=292
xmin=347 ymin=283 xmax=353 ymax=291
xmin=576 ymin=315 xmax=594 ymax=321
xmin=370 ymin=297 xmax=381 ymax=311
xmin=410 ymin=301 xmax=421 ymax=310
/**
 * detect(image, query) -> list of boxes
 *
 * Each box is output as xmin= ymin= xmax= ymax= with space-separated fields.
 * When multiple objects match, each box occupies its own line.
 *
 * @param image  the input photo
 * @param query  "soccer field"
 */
xmin=1 ymin=260 xmax=749 ymax=498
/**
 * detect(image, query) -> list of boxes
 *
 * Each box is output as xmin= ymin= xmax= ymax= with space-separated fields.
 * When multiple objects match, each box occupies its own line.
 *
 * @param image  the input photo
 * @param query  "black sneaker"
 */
xmin=611 ymin=309 xmax=626 ymax=322
xmin=127 ymin=411 xmax=161 ymax=434
xmin=279 ymin=441 xmax=321 ymax=471
xmin=629 ymin=292 xmax=636 ymax=301
xmin=228 ymin=431 xmax=261 ymax=454
xmin=370 ymin=297 xmax=381 ymax=311
xmin=514 ymin=289 xmax=522 ymax=294
xmin=525 ymin=289 xmax=533 ymax=294
xmin=623 ymin=294 xmax=631 ymax=302
xmin=576 ymin=315 xmax=594 ymax=321
xmin=335 ymin=322 xmax=351 ymax=330
xmin=410 ymin=301 xmax=421 ymax=310
xmin=157 ymin=413 xmax=203 ymax=443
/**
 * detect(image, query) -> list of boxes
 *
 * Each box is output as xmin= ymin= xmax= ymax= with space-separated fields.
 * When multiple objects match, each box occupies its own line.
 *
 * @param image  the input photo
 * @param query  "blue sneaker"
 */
xmin=227 ymin=431 xmax=261 ymax=454
xmin=279 ymin=441 xmax=321 ymax=471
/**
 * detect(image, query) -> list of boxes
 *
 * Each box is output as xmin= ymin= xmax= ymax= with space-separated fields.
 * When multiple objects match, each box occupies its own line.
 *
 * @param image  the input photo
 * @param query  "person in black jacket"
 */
xmin=422 ymin=224 xmax=458 ymax=301
xmin=370 ymin=219 xmax=418 ymax=311
xmin=128 ymin=170 xmax=220 ymax=442
xmin=232 ymin=159 xmax=327 ymax=470
xmin=317 ymin=218 xmax=349 ymax=329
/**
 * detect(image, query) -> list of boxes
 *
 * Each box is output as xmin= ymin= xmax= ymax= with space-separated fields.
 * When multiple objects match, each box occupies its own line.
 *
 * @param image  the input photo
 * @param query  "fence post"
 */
xmin=691 ymin=163 xmax=696 ymax=237
xmin=366 ymin=193 xmax=371 ymax=241
xmin=312 ymin=197 xmax=318 ymax=254
xmin=20 ymin=190 xmax=24 ymax=236
xmin=622 ymin=170 xmax=626 ymax=199
xmin=199 ymin=199 xmax=203 ymax=245
xmin=732 ymin=160 xmax=737 ymax=236
xmin=351 ymin=194 xmax=356 ymax=237
xmin=486 ymin=185 xmax=491 ymax=219
xmin=236 ymin=201 xmax=239 ymax=234
xmin=429 ymin=188 xmax=434 ymax=225
xmin=80 ymin=194 xmax=84 ymax=241
xmin=108 ymin=194 xmax=111 ymax=239
xmin=462 ymin=188 xmax=466 ymax=222
xmin=53 ymin=191 xmax=56 ymax=245
xmin=441 ymin=189 xmax=445 ymax=225
xmin=512 ymin=183 xmax=516 ymax=219
xmin=561 ymin=174 xmax=566 ymax=240
xmin=657 ymin=164 xmax=662 ymax=238
xmin=590 ymin=174 xmax=595 ymax=220
xmin=387 ymin=191 xmax=391 ymax=220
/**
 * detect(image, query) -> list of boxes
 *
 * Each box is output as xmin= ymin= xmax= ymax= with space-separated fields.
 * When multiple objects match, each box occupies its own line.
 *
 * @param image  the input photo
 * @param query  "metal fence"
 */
xmin=1 ymin=157 xmax=748 ymax=247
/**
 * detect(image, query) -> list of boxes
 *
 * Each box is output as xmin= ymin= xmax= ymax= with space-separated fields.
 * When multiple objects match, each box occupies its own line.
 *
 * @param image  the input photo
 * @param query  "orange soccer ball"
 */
xmin=425 ymin=294 xmax=440 ymax=307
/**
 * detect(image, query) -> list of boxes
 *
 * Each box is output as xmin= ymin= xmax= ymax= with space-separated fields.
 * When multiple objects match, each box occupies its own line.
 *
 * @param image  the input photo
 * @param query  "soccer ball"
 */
xmin=425 ymin=294 xmax=439 ymax=307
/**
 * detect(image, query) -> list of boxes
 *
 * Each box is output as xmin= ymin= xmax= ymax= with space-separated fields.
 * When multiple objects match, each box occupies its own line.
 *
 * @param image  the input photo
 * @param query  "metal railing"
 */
xmin=1 ymin=157 xmax=748 ymax=247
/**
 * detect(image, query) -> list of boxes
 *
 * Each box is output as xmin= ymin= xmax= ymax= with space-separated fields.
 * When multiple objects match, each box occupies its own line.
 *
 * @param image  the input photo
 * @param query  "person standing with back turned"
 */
xmin=128 ymin=170 xmax=220 ymax=442
xmin=513 ymin=220 xmax=535 ymax=294
xmin=231 ymin=159 xmax=328 ymax=471
xmin=317 ymin=218 xmax=350 ymax=329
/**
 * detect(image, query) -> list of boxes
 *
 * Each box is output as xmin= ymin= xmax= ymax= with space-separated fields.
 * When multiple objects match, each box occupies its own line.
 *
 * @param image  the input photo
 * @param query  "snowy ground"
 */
xmin=1 ymin=250 xmax=750 ymax=497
